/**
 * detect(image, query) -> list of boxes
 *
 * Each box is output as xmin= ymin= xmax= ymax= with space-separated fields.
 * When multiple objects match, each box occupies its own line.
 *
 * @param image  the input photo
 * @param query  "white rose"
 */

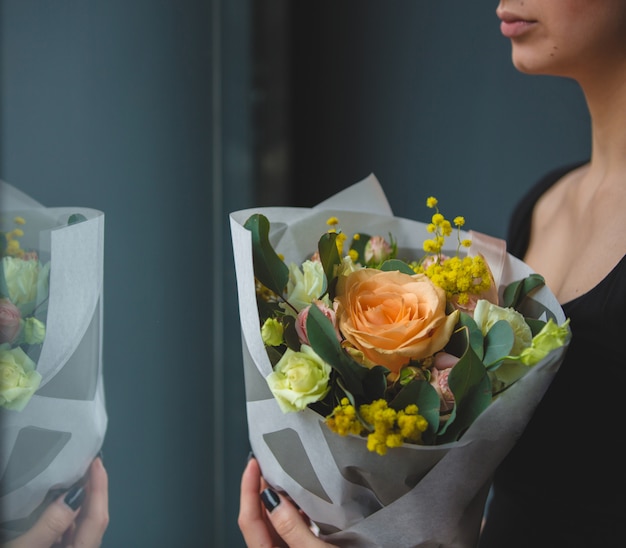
xmin=280 ymin=260 xmax=328 ymax=315
xmin=2 ymin=256 xmax=50 ymax=316
xmin=0 ymin=347 xmax=42 ymax=411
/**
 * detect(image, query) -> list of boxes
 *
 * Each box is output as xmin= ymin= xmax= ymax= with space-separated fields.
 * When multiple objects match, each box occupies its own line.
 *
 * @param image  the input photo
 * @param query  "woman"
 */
xmin=479 ymin=0 xmax=626 ymax=545
xmin=3 ymin=457 xmax=109 ymax=548
xmin=239 ymin=1 xmax=626 ymax=545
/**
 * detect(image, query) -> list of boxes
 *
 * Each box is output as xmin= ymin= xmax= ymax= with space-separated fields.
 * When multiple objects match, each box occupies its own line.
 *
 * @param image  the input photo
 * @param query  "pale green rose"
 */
xmin=266 ymin=344 xmax=331 ymax=413
xmin=334 ymin=255 xmax=364 ymax=277
xmin=518 ymin=318 xmax=571 ymax=366
xmin=491 ymin=318 xmax=571 ymax=387
xmin=2 ymin=256 xmax=50 ymax=316
xmin=280 ymin=260 xmax=328 ymax=316
xmin=0 ymin=346 xmax=42 ymax=411
xmin=22 ymin=317 xmax=46 ymax=345
xmin=473 ymin=299 xmax=532 ymax=356
xmin=261 ymin=317 xmax=284 ymax=347
xmin=333 ymin=256 xmax=365 ymax=296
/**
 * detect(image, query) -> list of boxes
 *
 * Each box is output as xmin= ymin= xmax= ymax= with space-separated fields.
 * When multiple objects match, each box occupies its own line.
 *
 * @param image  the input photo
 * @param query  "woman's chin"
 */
xmin=511 ymin=53 xmax=557 ymax=76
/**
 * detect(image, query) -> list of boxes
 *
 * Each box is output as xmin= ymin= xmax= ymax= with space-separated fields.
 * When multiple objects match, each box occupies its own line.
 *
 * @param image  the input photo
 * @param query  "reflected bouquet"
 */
xmin=0 ymin=215 xmax=50 ymax=410
xmin=230 ymin=175 xmax=570 ymax=547
xmin=0 ymin=182 xmax=107 ymax=540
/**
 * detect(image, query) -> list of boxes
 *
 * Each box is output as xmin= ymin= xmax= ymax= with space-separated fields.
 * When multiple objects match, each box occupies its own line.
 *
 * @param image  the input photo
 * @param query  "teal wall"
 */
xmin=1 ymin=1 xmax=589 ymax=547
xmin=289 ymin=1 xmax=590 ymax=238
xmin=1 ymin=0 xmax=251 ymax=546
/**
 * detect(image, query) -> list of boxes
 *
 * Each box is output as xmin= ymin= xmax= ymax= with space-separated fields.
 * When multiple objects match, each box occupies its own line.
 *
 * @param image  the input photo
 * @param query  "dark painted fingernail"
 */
xmin=261 ymin=488 xmax=280 ymax=512
xmin=64 ymin=485 xmax=86 ymax=510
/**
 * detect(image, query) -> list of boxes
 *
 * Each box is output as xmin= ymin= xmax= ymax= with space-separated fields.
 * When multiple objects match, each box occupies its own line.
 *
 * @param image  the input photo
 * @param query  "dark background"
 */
xmin=1 ymin=1 xmax=589 ymax=546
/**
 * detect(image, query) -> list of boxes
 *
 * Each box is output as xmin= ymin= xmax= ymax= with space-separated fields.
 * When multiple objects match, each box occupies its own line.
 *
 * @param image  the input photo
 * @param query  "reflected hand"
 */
xmin=4 ymin=457 xmax=109 ymax=548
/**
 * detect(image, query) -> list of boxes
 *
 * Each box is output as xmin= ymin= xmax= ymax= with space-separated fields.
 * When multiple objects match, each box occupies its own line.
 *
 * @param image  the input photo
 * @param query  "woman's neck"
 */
xmin=580 ymin=66 xmax=626 ymax=175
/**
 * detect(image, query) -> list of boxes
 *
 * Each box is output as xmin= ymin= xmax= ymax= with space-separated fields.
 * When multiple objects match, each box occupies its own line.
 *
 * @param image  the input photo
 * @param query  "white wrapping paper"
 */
xmin=230 ymin=174 xmax=568 ymax=547
xmin=0 ymin=182 xmax=107 ymax=540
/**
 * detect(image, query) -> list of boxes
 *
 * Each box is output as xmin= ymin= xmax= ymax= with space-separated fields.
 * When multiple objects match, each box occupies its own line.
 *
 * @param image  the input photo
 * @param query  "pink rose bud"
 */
xmin=364 ymin=236 xmax=393 ymax=264
xmin=295 ymin=300 xmax=341 ymax=345
xmin=436 ymin=368 xmax=455 ymax=408
xmin=449 ymin=292 xmax=482 ymax=316
xmin=309 ymin=250 xmax=321 ymax=263
xmin=430 ymin=365 xmax=455 ymax=411
xmin=433 ymin=351 xmax=460 ymax=370
xmin=0 ymin=298 xmax=22 ymax=344
xmin=421 ymin=254 xmax=451 ymax=270
xmin=431 ymin=352 xmax=459 ymax=411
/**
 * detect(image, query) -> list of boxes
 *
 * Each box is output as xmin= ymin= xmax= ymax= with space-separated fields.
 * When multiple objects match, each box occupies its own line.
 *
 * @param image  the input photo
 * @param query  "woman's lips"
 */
xmin=498 ymin=12 xmax=537 ymax=38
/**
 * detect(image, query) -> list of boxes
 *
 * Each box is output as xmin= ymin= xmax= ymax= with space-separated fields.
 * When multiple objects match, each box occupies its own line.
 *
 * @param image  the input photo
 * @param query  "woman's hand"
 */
xmin=238 ymin=456 xmax=337 ymax=548
xmin=4 ymin=456 xmax=109 ymax=548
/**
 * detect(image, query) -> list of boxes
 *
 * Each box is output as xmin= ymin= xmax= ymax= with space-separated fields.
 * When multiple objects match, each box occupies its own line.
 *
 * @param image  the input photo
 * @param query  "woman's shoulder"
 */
xmin=506 ymin=161 xmax=589 ymax=258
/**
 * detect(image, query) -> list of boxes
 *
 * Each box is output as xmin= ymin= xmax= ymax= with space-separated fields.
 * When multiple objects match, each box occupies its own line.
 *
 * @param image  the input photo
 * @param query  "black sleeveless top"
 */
xmin=478 ymin=164 xmax=626 ymax=547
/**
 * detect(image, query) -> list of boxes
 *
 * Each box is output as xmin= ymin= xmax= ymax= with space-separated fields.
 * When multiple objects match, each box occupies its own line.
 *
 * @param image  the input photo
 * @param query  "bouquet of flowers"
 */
xmin=0 ymin=182 xmax=107 ymax=540
xmin=230 ymin=175 xmax=570 ymax=547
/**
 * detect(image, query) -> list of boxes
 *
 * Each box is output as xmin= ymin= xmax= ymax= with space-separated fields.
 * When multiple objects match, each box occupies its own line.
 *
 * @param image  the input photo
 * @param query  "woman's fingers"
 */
xmin=5 ymin=485 xmax=85 ymax=548
xmin=238 ymin=457 xmax=282 ymax=547
xmin=239 ymin=456 xmax=337 ymax=548
xmin=3 ymin=457 xmax=108 ymax=548
xmin=68 ymin=457 xmax=109 ymax=548
xmin=260 ymin=488 xmax=336 ymax=548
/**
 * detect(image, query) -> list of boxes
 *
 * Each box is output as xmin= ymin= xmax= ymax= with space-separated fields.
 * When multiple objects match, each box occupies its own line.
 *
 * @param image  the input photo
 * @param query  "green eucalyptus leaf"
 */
xmin=308 ymin=390 xmax=336 ymax=418
xmin=306 ymin=303 xmax=367 ymax=400
xmin=526 ymin=317 xmax=547 ymax=336
xmin=335 ymin=376 xmax=358 ymax=408
xmin=483 ymin=320 xmax=515 ymax=368
xmin=282 ymin=315 xmax=300 ymax=351
xmin=502 ymin=273 xmax=545 ymax=309
xmin=380 ymin=259 xmax=416 ymax=275
xmin=265 ymin=345 xmax=284 ymax=368
xmin=333 ymin=375 xmax=375 ymax=432
xmin=256 ymin=299 xmax=281 ymax=324
xmin=389 ymin=379 xmax=441 ymax=437
xmin=437 ymin=343 xmax=491 ymax=443
xmin=457 ymin=313 xmax=484 ymax=361
xmin=327 ymin=276 xmax=339 ymax=302
xmin=244 ymin=214 xmax=289 ymax=297
xmin=318 ymin=232 xmax=342 ymax=285
xmin=361 ymin=365 xmax=389 ymax=402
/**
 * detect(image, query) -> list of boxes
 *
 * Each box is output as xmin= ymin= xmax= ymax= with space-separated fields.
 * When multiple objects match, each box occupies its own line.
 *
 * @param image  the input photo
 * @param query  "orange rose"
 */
xmin=335 ymin=269 xmax=459 ymax=374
